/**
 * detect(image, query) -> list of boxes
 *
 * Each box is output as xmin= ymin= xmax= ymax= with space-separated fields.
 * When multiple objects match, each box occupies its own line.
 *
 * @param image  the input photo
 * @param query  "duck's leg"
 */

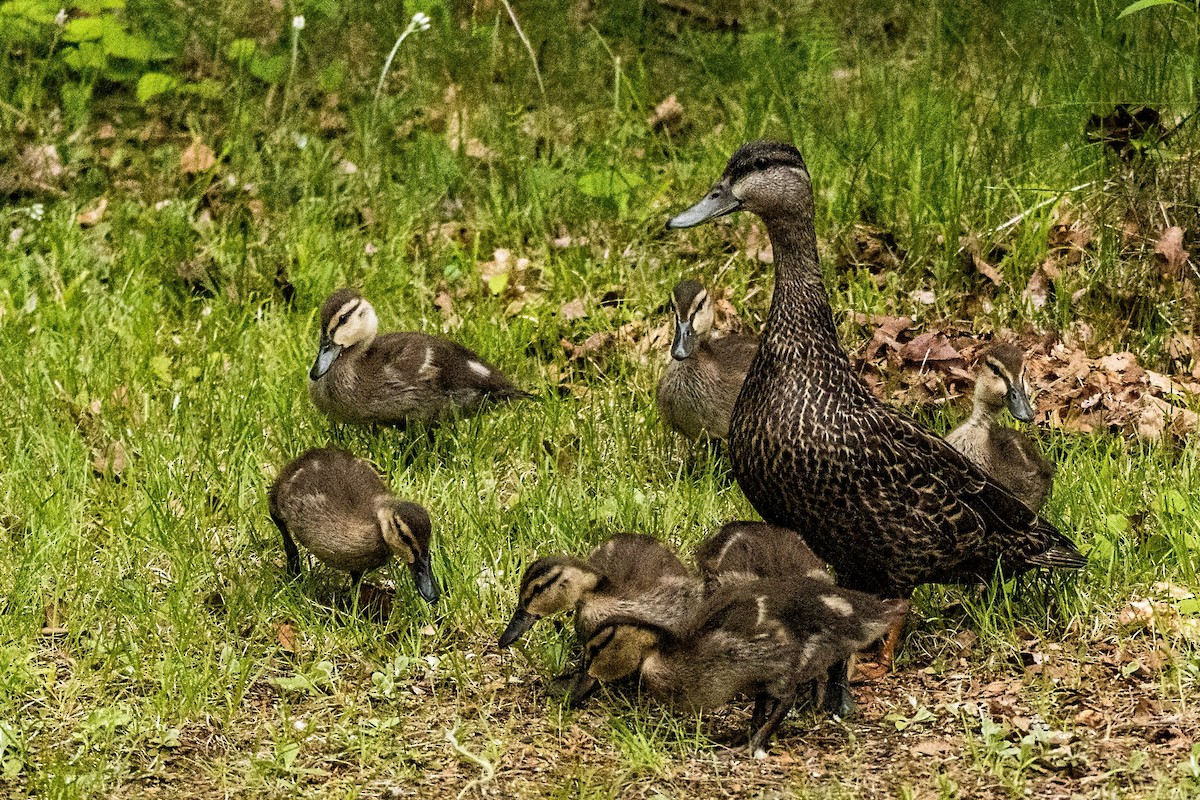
xmin=751 ymin=693 xmax=771 ymax=732
xmin=853 ymin=599 xmax=908 ymax=679
xmin=749 ymin=688 xmax=796 ymax=759
xmin=272 ymin=510 xmax=302 ymax=577
xmin=822 ymin=659 xmax=854 ymax=718
xmin=875 ymin=609 xmax=905 ymax=671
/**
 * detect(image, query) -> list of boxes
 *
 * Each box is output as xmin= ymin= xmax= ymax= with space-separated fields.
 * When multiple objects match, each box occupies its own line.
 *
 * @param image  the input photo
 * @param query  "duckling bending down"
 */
xmin=946 ymin=343 xmax=1055 ymax=512
xmin=269 ymin=447 xmax=439 ymax=603
xmin=498 ymin=533 xmax=698 ymax=648
xmin=656 ymin=280 xmax=758 ymax=441
xmin=694 ymin=521 xmax=831 ymax=592
xmin=308 ymin=288 xmax=531 ymax=425
xmin=571 ymin=578 xmax=906 ymax=758
xmin=666 ymin=143 xmax=1085 ymax=692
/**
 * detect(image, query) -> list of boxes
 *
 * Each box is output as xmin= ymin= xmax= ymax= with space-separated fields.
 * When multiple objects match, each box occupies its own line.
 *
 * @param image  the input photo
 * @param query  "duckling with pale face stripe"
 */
xmin=498 ymin=533 xmax=699 ymax=648
xmin=657 ymin=280 xmax=759 ymax=441
xmin=308 ymin=288 xmax=531 ymax=425
xmin=268 ymin=447 xmax=439 ymax=602
xmin=571 ymin=578 xmax=906 ymax=757
xmin=946 ymin=343 xmax=1055 ymax=511
xmin=694 ymin=521 xmax=831 ymax=592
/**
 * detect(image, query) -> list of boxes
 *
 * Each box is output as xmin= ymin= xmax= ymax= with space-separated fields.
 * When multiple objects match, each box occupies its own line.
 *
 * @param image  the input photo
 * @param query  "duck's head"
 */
xmin=974 ymin=343 xmax=1035 ymax=423
xmin=498 ymin=556 xmax=602 ymax=647
xmin=377 ymin=500 xmax=439 ymax=603
xmin=568 ymin=620 xmax=661 ymax=706
xmin=668 ymin=280 xmax=713 ymax=360
xmin=667 ymin=141 xmax=811 ymax=229
xmin=310 ymin=289 xmax=379 ymax=380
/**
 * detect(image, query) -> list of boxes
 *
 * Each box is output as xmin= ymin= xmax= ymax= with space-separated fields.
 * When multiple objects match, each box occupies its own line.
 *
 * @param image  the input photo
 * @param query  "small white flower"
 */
xmin=29 ymin=203 xmax=45 ymax=221
xmin=292 ymin=15 xmax=305 ymax=30
xmin=292 ymin=132 xmax=308 ymax=150
xmin=54 ymin=8 xmax=67 ymax=26
xmin=412 ymin=11 xmax=431 ymax=30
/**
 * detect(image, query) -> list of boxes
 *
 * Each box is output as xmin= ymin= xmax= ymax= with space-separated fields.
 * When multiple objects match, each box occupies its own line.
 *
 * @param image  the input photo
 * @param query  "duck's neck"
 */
xmin=760 ymin=215 xmax=856 ymax=380
xmin=968 ymin=396 xmax=1004 ymax=428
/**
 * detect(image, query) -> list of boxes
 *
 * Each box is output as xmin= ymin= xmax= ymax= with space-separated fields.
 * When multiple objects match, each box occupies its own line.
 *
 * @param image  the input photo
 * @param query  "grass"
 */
xmin=2 ymin=0 xmax=1200 ymax=797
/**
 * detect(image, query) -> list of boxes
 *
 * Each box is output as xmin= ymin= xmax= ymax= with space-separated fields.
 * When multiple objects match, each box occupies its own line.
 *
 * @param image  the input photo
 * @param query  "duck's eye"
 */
xmin=754 ymin=156 xmax=769 ymax=170
xmin=989 ymin=364 xmax=1003 ymax=378
xmin=339 ymin=311 xmax=353 ymax=326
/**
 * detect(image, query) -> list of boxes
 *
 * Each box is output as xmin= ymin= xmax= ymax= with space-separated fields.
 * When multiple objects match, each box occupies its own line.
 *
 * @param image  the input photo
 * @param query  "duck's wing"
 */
xmin=881 ymin=409 xmax=1083 ymax=572
xmin=370 ymin=332 xmax=530 ymax=399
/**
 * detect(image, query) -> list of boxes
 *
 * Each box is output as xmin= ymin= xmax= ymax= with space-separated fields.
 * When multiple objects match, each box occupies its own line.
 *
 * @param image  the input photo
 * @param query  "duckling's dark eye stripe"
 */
xmin=336 ymin=300 xmax=361 ymax=327
xmin=587 ymin=626 xmax=616 ymax=659
xmin=523 ymin=569 xmax=563 ymax=600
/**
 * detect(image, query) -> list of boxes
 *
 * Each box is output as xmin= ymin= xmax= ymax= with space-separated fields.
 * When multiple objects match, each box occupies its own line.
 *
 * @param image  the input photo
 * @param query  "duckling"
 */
xmin=572 ymin=578 xmax=906 ymax=757
xmin=308 ymin=288 xmax=531 ymax=425
xmin=946 ymin=343 xmax=1055 ymax=512
xmin=656 ymin=280 xmax=759 ymax=441
xmin=268 ymin=447 xmax=439 ymax=603
xmin=498 ymin=533 xmax=699 ymax=648
xmin=694 ymin=521 xmax=831 ymax=592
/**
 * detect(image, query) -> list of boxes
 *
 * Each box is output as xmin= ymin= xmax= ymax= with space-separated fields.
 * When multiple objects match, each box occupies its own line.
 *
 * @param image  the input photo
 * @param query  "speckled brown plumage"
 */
xmin=667 ymin=142 xmax=1085 ymax=601
xmin=308 ymin=288 xmax=530 ymax=425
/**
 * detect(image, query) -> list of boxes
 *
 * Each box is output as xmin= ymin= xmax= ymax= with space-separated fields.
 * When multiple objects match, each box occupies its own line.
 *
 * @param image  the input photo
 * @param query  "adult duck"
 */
xmin=666 ymin=142 xmax=1084 ymax=678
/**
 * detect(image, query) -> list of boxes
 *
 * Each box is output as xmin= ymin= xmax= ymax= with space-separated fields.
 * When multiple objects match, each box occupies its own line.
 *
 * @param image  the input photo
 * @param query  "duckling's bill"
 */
xmin=498 ymin=608 xmax=539 ymax=647
xmin=310 ymin=336 xmax=342 ymax=380
xmin=410 ymin=553 xmax=440 ymax=604
xmin=667 ymin=182 xmax=740 ymax=229
xmin=670 ymin=319 xmax=696 ymax=360
xmin=1006 ymin=382 xmax=1035 ymax=423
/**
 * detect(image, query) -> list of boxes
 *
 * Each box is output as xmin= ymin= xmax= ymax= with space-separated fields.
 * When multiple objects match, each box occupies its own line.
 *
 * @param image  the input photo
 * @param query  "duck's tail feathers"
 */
xmin=1029 ymin=528 xmax=1087 ymax=570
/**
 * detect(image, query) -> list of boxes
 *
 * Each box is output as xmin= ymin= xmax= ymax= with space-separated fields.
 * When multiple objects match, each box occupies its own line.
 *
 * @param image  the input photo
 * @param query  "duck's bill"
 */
xmin=498 ymin=608 xmax=539 ymax=648
xmin=671 ymin=319 xmax=696 ymax=360
xmin=309 ymin=337 xmax=342 ymax=380
xmin=410 ymin=554 xmax=440 ymax=604
xmin=1005 ymin=384 xmax=1035 ymax=423
xmin=667 ymin=182 xmax=740 ymax=229
xmin=566 ymin=672 xmax=600 ymax=708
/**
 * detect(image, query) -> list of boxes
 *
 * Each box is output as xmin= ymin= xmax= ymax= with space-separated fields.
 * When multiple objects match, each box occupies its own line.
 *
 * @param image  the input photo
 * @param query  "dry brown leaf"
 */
xmin=647 ymin=94 xmax=685 ymax=133
xmin=20 ymin=144 xmax=65 ymax=185
xmin=961 ymin=233 xmax=1003 ymax=285
xmin=275 ymin=621 xmax=299 ymax=652
xmin=92 ymin=440 xmax=128 ymax=477
xmin=900 ymin=331 xmax=961 ymax=364
xmin=1023 ymin=264 xmax=1052 ymax=309
xmin=1136 ymin=394 xmax=1199 ymax=439
xmin=559 ymin=298 xmax=587 ymax=321
xmin=433 ymin=291 xmax=455 ymax=318
xmin=1154 ymin=226 xmax=1190 ymax=278
xmin=180 ymin=140 xmax=216 ymax=174
xmin=77 ymin=196 xmax=107 ymax=227
xmin=1099 ymin=352 xmax=1137 ymax=373
xmin=858 ymin=314 xmax=912 ymax=359
xmin=561 ymin=332 xmax=613 ymax=360
xmin=840 ymin=224 xmax=905 ymax=273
